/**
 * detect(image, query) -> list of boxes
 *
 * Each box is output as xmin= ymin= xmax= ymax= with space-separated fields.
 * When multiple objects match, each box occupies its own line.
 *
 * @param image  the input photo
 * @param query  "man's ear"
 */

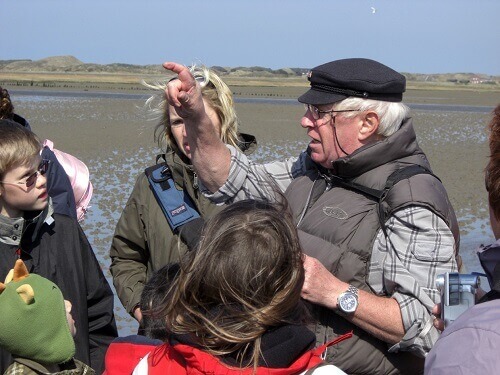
xmin=358 ymin=111 xmax=380 ymax=141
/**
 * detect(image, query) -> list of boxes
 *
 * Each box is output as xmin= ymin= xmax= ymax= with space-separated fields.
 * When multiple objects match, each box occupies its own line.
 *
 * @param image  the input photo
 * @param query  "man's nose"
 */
xmin=301 ymin=110 xmax=315 ymax=128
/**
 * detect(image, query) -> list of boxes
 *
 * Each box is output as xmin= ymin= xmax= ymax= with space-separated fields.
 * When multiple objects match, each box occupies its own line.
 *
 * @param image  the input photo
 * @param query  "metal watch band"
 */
xmin=347 ymin=284 xmax=358 ymax=295
xmin=337 ymin=284 xmax=359 ymax=315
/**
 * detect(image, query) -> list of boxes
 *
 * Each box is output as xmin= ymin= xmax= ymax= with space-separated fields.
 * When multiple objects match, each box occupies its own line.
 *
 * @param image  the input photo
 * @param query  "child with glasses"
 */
xmin=1 ymin=85 xmax=88 ymax=222
xmin=0 ymin=119 xmax=118 ymax=374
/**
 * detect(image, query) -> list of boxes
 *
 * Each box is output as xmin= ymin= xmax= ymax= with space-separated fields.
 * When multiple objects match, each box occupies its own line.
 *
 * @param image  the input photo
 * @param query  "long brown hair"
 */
xmin=161 ymin=199 xmax=305 ymax=369
xmin=0 ymin=86 xmax=15 ymax=120
xmin=486 ymin=104 xmax=500 ymax=219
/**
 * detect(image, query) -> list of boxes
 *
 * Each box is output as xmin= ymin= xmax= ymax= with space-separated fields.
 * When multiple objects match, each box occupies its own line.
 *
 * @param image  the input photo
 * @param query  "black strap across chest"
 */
xmin=323 ymin=165 xmax=437 ymax=237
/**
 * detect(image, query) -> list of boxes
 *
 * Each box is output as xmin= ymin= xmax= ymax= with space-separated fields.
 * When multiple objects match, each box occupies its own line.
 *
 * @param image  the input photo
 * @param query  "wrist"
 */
xmin=332 ymin=282 xmax=350 ymax=309
xmin=337 ymin=284 xmax=359 ymax=315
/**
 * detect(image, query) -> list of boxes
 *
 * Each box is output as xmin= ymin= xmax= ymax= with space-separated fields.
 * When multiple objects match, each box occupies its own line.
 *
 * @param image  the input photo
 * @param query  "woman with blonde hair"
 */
xmin=109 ymin=66 xmax=256 ymax=324
xmin=135 ymin=199 xmax=348 ymax=374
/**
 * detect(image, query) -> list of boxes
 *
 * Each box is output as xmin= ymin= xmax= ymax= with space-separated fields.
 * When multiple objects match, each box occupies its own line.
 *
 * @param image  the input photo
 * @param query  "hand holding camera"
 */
xmin=435 ymin=273 xmax=481 ymax=328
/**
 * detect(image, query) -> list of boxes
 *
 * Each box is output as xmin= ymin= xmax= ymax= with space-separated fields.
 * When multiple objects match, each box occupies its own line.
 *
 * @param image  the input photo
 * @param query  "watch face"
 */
xmin=339 ymin=292 xmax=358 ymax=313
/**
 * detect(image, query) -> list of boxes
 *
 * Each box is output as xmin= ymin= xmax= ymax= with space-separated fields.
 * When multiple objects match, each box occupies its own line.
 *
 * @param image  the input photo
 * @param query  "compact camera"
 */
xmin=435 ymin=273 xmax=480 ymax=327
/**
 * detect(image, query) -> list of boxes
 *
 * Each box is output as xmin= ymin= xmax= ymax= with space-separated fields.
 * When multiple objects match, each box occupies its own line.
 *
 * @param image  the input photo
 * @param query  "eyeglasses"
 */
xmin=304 ymin=104 xmax=360 ymax=120
xmin=1 ymin=159 xmax=50 ymax=188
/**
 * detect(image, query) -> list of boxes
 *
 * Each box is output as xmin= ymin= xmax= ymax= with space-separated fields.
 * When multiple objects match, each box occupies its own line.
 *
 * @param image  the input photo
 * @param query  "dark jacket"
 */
xmin=41 ymin=146 xmax=78 ymax=219
xmin=0 ymin=204 xmax=118 ymax=374
xmin=478 ymin=239 xmax=500 ymax=302
xmin=110 ymin=134 xmax=257 ymax=315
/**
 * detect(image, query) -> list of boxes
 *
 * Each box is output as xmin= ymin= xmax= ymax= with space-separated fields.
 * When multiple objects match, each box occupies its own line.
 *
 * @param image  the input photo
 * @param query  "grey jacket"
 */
xmin=285 ymin=121 xmax=459 ymax=374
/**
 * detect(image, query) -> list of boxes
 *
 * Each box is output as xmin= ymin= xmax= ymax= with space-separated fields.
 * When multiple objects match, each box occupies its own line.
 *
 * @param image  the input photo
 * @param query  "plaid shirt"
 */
xmin=200 ymin=145 xmax=458 ymax=355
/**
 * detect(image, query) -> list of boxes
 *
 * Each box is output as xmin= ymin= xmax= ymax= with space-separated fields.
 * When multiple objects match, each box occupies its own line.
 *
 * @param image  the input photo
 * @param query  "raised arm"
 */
xmin=163 ymin=62 xmax=231 ymax=192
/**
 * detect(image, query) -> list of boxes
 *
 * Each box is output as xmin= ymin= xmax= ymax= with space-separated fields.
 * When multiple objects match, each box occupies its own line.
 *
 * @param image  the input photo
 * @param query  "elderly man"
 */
xmin=164 ymin=58 xmax=460 ymax=374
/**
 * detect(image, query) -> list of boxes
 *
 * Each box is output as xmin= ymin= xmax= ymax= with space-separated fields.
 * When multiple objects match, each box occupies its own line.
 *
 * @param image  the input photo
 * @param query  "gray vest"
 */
xmin=286 ymin=119 xmax=459 ymax=375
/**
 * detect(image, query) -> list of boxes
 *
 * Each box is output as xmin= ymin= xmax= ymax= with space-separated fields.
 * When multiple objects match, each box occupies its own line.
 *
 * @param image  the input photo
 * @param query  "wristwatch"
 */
xmin=337 ymin=285 xmax=359 ymax=314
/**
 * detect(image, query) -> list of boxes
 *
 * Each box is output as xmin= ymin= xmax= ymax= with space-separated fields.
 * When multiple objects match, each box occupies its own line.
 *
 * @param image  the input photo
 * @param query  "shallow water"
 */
xmin=10 ymin=91 xmax=496 ymax=335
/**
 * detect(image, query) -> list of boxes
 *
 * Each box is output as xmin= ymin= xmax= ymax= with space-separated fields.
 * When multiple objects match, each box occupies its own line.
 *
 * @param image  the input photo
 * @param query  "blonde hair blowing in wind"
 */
xmin=159 ymin=199 xmax=305 ymax=371
xmin=144 ymin=65 xmax=240 ymax=152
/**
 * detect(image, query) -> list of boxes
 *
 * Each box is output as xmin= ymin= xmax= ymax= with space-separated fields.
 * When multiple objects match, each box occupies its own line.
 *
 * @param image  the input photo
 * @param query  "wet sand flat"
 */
xmin=8 ymin=87 xmax=499 ymax=335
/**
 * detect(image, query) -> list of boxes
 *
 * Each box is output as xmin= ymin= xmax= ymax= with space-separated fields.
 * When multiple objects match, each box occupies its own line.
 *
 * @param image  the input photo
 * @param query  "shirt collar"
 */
xmin=0 ymin=199 xmax=54 ymax=245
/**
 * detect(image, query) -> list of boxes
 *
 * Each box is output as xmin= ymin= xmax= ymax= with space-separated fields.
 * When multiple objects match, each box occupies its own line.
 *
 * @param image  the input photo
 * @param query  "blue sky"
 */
xmin=2 ymin=0 xmax=499 ymax=75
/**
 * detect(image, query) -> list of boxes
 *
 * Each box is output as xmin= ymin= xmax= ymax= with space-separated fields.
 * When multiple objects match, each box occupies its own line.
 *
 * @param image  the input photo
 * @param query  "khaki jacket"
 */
xmin=110 ymin=134 xmax=256 ymax=315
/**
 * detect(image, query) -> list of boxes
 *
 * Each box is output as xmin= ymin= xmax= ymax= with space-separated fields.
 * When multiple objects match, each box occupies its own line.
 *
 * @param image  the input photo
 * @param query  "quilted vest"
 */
xmin=285 ymin=119 xmax=459 ymax=375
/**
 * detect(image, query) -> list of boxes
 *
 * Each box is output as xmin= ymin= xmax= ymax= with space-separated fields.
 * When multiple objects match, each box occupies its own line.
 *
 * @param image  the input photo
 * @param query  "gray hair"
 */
xmin=334 ymin=98 xmax=410 ymax=137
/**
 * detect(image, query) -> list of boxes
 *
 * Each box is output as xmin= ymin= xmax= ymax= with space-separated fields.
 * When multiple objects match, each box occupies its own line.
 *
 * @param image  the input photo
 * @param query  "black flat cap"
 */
xmin=298 ymin=58 xmax=406 ymax=105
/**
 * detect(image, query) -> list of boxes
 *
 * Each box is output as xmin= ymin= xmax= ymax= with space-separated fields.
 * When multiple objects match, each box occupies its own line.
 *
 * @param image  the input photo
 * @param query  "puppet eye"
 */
xmin=16 ymin=284 xmax=35 ymax=305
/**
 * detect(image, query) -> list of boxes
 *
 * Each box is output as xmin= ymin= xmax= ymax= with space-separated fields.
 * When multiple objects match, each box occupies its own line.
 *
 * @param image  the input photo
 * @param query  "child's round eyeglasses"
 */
xmin=0 ymin=159 xmax=50 ymax=188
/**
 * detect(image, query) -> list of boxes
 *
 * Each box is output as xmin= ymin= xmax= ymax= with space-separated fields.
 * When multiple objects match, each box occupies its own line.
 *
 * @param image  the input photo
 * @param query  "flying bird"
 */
xmin=371 ymin=7 xmax=376 ymax=14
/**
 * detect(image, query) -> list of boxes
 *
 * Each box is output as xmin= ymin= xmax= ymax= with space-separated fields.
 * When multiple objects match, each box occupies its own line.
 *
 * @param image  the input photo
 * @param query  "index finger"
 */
xmin=163 ymin=62 xmax=196 ymax=88
xmin=163 ymin=62 xmax=197 ymax=106
xmin=163 ymin=61 xmax=189 ymax=75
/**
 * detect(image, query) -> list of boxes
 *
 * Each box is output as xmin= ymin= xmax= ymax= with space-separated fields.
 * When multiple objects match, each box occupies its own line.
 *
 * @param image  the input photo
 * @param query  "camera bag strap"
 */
xmin=145 ymin=162 xmax=200 ymax=232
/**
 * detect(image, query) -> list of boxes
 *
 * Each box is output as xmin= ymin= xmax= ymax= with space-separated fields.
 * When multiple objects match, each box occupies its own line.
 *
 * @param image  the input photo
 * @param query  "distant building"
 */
xmin=471 ymin=76 xmax=494 ymax=84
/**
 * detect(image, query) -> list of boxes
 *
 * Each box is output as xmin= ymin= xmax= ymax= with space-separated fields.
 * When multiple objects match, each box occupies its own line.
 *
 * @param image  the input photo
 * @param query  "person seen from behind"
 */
xmin=425 ymin=104 xmax=500 ymax=374
xmin=0 ymin=120 xmax=117 ymax=374
xmin=135 ymin=199 xmax=348 ymax=374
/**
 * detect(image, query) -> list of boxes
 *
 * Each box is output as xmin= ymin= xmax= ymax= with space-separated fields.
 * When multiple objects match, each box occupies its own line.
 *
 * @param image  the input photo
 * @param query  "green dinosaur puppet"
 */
xmin=0 ymin=260 xmax=93 ymax=374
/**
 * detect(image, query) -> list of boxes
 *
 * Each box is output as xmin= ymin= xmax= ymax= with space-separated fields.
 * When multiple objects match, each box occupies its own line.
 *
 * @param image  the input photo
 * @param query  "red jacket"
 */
xmin=103 ymin=335 xmax=163 ymax=375
xmin=142 ymin=333 xmax=352 ymax=375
